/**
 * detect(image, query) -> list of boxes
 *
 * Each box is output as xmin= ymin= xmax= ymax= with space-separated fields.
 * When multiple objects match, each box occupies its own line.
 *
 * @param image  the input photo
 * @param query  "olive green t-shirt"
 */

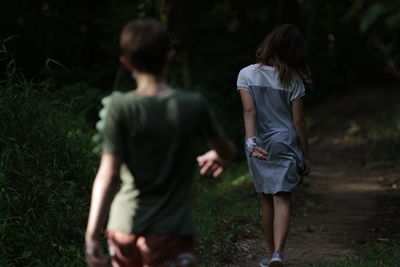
xmin=103 ymin=89 xmax=220 ymax=235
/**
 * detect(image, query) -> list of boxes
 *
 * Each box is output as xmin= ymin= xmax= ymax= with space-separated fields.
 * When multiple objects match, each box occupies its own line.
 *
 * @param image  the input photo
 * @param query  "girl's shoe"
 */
xmin=268 ymin=251 xmax=283 ymax=267
xmin=259 ymin=257 xmax=269 ymax=267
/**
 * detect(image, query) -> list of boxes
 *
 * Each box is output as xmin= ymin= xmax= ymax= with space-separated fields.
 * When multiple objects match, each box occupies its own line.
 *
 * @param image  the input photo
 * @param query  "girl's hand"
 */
xmin=85 ymin=238 xmax=110 ymax=267
xmin=303 ymin=159 xmax=310 ymax=176
xmin=251 ymin=146 xmax=268 ymax=160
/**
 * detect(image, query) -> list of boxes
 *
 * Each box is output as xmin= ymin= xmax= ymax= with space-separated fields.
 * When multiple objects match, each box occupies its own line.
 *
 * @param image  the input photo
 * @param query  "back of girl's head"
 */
xmin=120 ymin=19 xmax=170 ymax=75
xmin=256 ymin=24 xmax=311 ymax=87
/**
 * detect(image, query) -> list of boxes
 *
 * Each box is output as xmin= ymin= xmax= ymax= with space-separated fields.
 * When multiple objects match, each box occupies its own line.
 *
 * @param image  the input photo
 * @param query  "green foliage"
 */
xmin=365 ymin=103 xmax=400 ymax=162
xmin=355 ymin=1 xmax=400 ymax=73
xmin=2 ymin=0 xmax=400 ymax=95
xmin=53 ymin=82 xmax=104 ymax=124
xmin=359 ymin=1 xmax=400 ymax=33
xmin=369 ymin=104 xmax=400 ymax=138
xmin=194 ymin=164 xmax=260 ymax=265
xmin=315 ymin=239 xmax=400 ymax=267
xmin=0 ymin=43 xmax=96 ymax=265
xmin=360 ymin=3 xmax=386 ymax=33
xmin=386 ymin=12 xmax=400 ymax=30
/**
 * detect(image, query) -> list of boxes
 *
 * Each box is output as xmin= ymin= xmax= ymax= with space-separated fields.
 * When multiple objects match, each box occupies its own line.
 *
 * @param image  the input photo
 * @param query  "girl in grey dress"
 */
xmin=237 ymin=24 xmax=311 ymax=267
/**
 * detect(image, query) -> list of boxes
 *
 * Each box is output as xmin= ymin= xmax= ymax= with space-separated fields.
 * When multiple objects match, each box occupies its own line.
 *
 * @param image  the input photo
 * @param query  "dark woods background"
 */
xmin=1 ymin=0 xmax=400 ymax=265
xmin=2 ymin=0 xmax=400 ymax=127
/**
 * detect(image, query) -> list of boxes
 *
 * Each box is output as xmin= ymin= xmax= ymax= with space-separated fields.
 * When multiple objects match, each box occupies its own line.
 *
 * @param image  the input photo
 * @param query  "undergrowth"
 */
xmin=194 ymin=163 xmax=260 ymax=266
xmin=366 ymin=103 xmax=400 ymax=162
xmin=0 ymin=40 xmax=97 ymax=266
xmin=316 ymin=239 xmax=400 ymax=267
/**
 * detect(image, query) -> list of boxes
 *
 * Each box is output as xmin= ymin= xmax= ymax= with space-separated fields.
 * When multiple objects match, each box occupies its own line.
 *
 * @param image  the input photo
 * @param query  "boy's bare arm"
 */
xmin=85 ymin=154 xmax=121 ymax=265
xmin=292 ymin=98 xmax=310 ymax=175
xmin=208 ymin=132 xmax=236 ymax=162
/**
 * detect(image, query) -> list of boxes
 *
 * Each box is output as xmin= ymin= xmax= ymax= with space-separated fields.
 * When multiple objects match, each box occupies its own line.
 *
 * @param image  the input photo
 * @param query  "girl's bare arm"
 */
xmin=292 ymin=98 xmax=310 ymax=175
xmin=239 ymin=90 xmax=256 ymax=138
xmin=239 ymin=90 xmax=267 ymax=160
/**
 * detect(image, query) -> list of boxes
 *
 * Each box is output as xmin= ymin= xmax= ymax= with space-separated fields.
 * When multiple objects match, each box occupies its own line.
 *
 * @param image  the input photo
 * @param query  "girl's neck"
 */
xmin=134 ymin=71 xmax=171 ymax=96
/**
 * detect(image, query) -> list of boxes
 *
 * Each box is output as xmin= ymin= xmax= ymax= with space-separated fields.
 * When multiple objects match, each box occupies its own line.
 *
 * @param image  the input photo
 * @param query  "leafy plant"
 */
xmin=0 ymin=41 xmax=97 ymax=266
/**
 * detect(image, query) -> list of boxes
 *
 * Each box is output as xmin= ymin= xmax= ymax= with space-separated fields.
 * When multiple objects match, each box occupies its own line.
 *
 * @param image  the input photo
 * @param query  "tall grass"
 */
xmin=194 ymin=164 xmax=261 ymax=265
xmin=0 ymin=41 xmax=97 ymax=266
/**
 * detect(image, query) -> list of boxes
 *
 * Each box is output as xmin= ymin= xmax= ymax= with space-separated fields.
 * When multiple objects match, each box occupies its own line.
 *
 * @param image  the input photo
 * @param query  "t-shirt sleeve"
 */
xmin=198 ymin=95 xmax=221 ymax=139
xmin=290 ymin=78 xmax=306 ymax=102
xmin=237 ymin=69 xmax=250 ymax=91
xmin=102 ymin=99 xmax=126 ymax=157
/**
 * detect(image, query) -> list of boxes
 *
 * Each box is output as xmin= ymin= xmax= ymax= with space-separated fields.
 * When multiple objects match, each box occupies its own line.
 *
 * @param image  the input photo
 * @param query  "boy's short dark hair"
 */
xmin=120 ymin=19 xmax=170 ymax=75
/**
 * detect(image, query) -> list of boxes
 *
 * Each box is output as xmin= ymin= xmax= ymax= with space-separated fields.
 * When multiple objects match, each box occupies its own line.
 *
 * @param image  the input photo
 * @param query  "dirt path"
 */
xmin=234 ymin=88 xmax=400 ymax=266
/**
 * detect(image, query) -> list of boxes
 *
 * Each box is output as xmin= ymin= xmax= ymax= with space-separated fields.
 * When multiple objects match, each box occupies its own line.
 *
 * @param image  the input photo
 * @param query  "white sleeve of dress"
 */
xmin=237 ymin=69 xmax=250 ymax=91
xmin=290 ymin=78 xmax=306 ymax=102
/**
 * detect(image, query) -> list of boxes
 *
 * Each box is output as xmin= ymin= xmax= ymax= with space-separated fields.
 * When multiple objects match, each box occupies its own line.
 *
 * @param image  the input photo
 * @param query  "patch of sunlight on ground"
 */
xmin=333 ymin=182 xmax=382 ymax=192
xmin=232 ymin=173 xmax=251 ymax=186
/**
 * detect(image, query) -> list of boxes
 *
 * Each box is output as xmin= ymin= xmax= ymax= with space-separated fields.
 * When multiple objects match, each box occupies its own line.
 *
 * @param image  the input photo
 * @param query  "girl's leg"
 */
xmin=260 ymin=193 xmax=274 ymax=255
xmin=272 ymin=192 xmax=291 ymax=253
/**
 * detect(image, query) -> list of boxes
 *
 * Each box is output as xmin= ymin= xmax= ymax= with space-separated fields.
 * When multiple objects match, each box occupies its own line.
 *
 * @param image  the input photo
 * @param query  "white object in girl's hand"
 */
xmin=245 ymin=136 xmax=260 ymax=153
xmin=245 ymin=137 xmax=268 ymax=160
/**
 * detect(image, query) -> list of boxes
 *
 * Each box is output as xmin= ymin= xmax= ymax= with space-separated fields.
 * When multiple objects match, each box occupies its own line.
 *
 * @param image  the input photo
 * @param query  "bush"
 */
xmin=0 ymin=43 xmax=96 ymax=266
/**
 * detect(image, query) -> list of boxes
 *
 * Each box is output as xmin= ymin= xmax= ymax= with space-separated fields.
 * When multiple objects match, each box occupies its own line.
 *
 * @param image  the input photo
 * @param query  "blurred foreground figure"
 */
xmin=85 ymin=19 xmax=235 ymax=267
xmin=237 ymin=24 xmax=311 ymax=267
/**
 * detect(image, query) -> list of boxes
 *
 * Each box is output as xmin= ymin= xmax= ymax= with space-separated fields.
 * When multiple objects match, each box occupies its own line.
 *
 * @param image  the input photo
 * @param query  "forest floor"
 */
xmin=233 ymin=87 xmax=400 ymax=266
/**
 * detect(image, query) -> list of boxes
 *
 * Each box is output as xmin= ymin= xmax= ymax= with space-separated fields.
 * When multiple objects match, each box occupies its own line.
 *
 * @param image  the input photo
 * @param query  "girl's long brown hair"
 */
xmin=256 ymin=24 xmax=312 ymax=88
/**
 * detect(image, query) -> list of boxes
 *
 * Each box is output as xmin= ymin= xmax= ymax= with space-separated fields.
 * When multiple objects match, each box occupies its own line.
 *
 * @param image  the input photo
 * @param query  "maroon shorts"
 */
xmin=107 ymin=230 xmax=195 ymax=267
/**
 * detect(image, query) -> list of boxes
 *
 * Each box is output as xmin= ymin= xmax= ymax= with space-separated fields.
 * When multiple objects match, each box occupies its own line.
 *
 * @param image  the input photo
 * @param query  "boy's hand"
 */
xmin=85 ymin=238 xmax=110 ymax=267
xmin=197 ymin=150 xmax=225 ymax=177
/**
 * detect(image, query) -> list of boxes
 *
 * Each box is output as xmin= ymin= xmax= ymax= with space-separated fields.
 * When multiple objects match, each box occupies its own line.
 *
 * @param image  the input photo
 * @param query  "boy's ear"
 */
xmin=119 ymin=56 xmax=135 ymax=72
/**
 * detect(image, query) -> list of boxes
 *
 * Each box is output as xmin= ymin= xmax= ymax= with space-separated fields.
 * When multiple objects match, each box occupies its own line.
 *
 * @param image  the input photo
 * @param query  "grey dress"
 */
xmin=237 ymin=64 xmax=305 ymax=194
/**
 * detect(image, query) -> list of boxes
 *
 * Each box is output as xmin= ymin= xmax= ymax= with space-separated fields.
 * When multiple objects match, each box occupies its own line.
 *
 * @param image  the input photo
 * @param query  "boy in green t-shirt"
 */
xmin=85 ymin=19 xmax=235 ymax=267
